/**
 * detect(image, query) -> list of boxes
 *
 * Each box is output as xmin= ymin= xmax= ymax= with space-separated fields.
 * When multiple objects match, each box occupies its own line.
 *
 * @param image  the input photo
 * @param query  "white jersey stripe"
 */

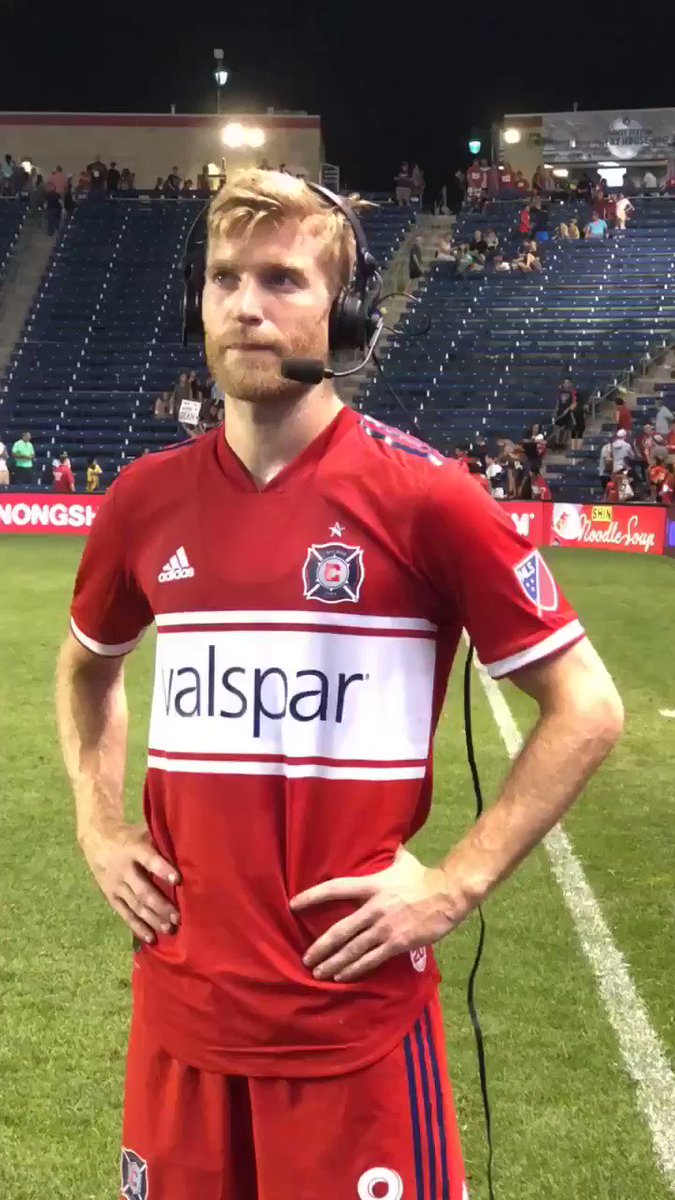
xmin=70 ymin=617 xmax=147 ymax=657
xmin=484 ymin=619 xmax=585 ymax=678
xmin=176 ymin=546 xmax=189 ymax=568
xmin=147 ymin=755 xmax=426 ymax=781
xmin=169 ymin=554 xmax=180 ymax=570
xmin=155 ymin=610 xmax=438 ymax=632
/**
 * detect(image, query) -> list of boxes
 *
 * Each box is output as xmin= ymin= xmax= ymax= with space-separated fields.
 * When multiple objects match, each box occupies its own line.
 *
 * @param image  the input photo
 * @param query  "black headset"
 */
xmin=181 ymin=181 xmax=383 ymax=352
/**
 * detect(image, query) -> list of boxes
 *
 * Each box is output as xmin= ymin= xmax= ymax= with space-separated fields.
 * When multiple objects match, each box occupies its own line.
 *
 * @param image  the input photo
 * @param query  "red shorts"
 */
xmin=120 ymin=990 xmax=467 ymax=1200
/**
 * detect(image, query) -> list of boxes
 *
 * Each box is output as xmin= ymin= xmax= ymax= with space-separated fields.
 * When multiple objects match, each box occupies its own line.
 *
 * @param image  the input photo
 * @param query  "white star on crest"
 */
xmin=329 ymin=522 xmax=344 ymax=538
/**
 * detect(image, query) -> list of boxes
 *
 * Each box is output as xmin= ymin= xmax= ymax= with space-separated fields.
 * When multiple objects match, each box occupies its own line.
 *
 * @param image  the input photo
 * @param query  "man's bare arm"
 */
xmin=438 ymin=637 xmax=624 ymax=919
xmin=56 ymin=632 xmax=180 ymax=942
xmin=56 ymin=632 xmax=129 ymax=842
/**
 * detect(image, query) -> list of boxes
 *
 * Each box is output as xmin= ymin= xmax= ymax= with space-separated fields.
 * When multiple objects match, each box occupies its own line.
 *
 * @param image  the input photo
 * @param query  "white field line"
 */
xmin=469 ymin=646 xmax=675 ymax=1191
xmin=658 ymin=709 xmax=675 ymax=719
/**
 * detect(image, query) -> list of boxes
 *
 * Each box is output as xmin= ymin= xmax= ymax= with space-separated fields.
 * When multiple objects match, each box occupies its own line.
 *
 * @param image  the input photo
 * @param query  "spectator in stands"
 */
xmin=53 ymin=450 xmax=75 ymax=493
xmin=554 ymin=218 xmax=570 ymax=239
xmin=455 ymin=245 xmax=474 ymax=276
xmin=469 ymin=228 xmax=487 ymax=254
xmin=86 ymin=456 xmax=103 ymax=492
xmin=49 ymin=165 xmax=66 ymax=196
xmin=107 ymin=161 xmax=121 ymax=194
xmin=436 ymin=235 xmax=456 ymax=261
xmin=1 ymin=153 xmax=15 ymax=195
xmin=607 ymin=470 xmax=633 ymax=501
xmin=87 ymin=156 xmax=107 ymax=195
xmin=615 ymin=396 xmax=633 ymax=434
xmin=659 ymin=465 xmax=675 ymax=504
xmin=11 ymin=431 xmax=35 ymax=483
xmin=493 ymin=254 xmax=511 ymax=272
xmin=154 ymin=393 xmax=172 ymax=419
xmin=568 ymin=218 xmax=580 ymax=241
xmin=611 ymin=428 xmax=634 ymax=473
xmin=598 ymin=441 xmax=613 ymax=492
xmin=651 ymin=432 xmax=669 ymax=465
xmin=171 ymin=372 xmax=193 ymax=416
xmin=411 ymin=164 xmax=425 ymax=205
xmin=196 ymin=165 xmax=211 ymax=195
xmin=408 ymin=235 xmax=423 ymax=280
xmin=648 ymin=458 xmax=669 ymax=500
xmin=75 ymin=169 xmax=91 ymax=198
xmin=513 ymin=243 xmax=541 ymax=272
xmin=514 ymin=171 xmax=529 ymax=197
xmin=529 ymin=466 xmax=552 ymax=500
xmin=484 ymin=229 xmax=499 ymax=256
xmin=45 ymin=184 xmax=63 ymax=235
xmin=150 ymin=177 xmax=164 ymax=198
xmin=654 ymin=401 xmax=674 ymax=437
xmin=531 ymin=203 xmax=550 ymax=242
xmin=180 ymin=179 xmax=194 ymax=197
xmin=553 ymin=380 xmax=577 ymax=447
xmin=500 ymin=163 xmax=515 ymax=198
xmin=522 ymin=423 xmax=546 ymax=469
xmin=576 ymin=172 xmax=593 ymax=202
xmin=0 ymin=436 xmax=9 ymax=487
xmin=165 ymin=166 xmax=181 ymax=196
xmin=614 ymin=193 xmax=634 ymax=231
xmin=118 ymin=168 xmax=135 ymax=193
xmin=465 ymin=159 xmax=483 ymax=210
xmin=486 ymin=163 xmax=501 ymax=202
xmin=586 ymin=212 xmax=608 ymax=239
xmin=518 ymin=205 xmax=532 ymax=237
xmin=394 ymin=162 xmax=413 ymax=205
xmin=570 ymin=390 xmax=586 ymax=452
xmin=642 ymin=170 xmax=658 ymax=193
xmin=485 ymin=454 xmax=507 ymax=498
xmin=508 ymin=447 xmax=529 ymax=497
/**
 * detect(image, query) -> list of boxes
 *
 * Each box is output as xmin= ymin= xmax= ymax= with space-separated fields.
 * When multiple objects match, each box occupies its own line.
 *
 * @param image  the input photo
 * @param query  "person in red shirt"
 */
xmin=659 ymin=466 xmax=675 ymax=504
xmin=648 ymin=459 xmax=669 ymax=500
xmin=55 ymin=169 xmax=624 ymax=1200
xmin=666 ymin=427 xmax=675 ymax=457
xmin=53 ymin=450 xmax=75 ymax=493
xmin=531 ymin=467 xmax=551 ymax=500
xmin=604 ymin=473 xmax=619 ymax=501
xmin=518 ymin=204 xmax=532 ymax=236
xmin=515 ymin=170 xmax=529 ymax=196
xmin=466 ymin=158 xmax=484 ymax=209
xmin=615 ymin=397 xmax=633 ymax=434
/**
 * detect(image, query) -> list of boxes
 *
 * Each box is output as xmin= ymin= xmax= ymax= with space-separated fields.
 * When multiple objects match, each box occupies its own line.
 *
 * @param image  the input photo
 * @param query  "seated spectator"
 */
xmin=484 ymin=228 xmax=499 ymax=254
xmin=493 ymin=254 xmax=511 ymax=271
xmin=455 ymin=245 xmax=474 ymax=276
xmin=469 ymin=228 xmax=487 ymax=254
xmin=466 ymin=252 xmax=485 ymax=275
xmin=513 ymin=245 xmax=541 ymax=272
xmin=585 ymin=212 xmax=608 ymax=238
xmin=150 ymin=177 xmax=164 ymax=198
xmin=568 ymin=218 xmax=580 ymax=240
xmin=554 ymin=219 xmax=570 ymax=239
xmin=436 ymin=235 xmax=456 ymax=261
xmin=615 ymin=396 xmax=633 ymax=434
xmin=53 ymin=450 xmax=75 ymax=493
xmin=86 ymin=456 xmax=103 ymax=492
xmin=171 ymin=372 xmax=193 ymax=416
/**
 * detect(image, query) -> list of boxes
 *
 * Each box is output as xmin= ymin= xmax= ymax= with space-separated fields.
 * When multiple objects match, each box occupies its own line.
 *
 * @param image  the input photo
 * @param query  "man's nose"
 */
xmin=233 ymin=277 xmax=264 ymax=324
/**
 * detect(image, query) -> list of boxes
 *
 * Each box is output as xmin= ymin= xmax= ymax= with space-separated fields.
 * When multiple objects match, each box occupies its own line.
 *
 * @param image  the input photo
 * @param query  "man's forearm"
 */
xmin=56 ymin=644 xmax=128 ymax=842
xmin=439 ymin=696 xmax=622 ymax=923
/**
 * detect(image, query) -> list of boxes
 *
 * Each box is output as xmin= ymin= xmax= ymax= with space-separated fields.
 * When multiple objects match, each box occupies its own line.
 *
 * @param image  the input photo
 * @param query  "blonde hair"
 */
xmin=207 ymin=168 xmax=377 ymax=294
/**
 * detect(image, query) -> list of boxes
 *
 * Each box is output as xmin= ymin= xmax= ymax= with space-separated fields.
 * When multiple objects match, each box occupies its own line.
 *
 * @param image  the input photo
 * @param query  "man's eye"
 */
xmin=265 ymin=270 xmax=297 ymax=288
xmin=212 ymin=270 xmax=236 ymax=286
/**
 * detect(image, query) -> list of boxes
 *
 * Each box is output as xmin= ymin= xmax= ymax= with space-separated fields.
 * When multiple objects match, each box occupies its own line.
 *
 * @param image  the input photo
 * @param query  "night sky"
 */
xmin=0 ymin=0 xmax=671 ymax=198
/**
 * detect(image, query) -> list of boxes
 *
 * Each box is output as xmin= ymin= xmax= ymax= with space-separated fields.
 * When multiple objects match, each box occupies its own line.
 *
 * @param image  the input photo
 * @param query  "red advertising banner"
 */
xmin=500 ymin=501 xmax=547 ymax=546
xmin=0 ymin=493 xmax=104 ymax=534
xmin=548 ymin=502 xmax=666 ymax=555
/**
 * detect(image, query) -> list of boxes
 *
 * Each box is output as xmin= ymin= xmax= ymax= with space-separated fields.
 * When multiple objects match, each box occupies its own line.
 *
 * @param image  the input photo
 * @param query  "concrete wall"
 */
xmin=0 ymin=112 xmax=322 ymax=187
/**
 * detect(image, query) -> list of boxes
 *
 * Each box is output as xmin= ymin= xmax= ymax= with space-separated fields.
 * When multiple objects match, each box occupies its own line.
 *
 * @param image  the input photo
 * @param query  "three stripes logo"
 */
xmin=158 ymin=546 xmax=195 ymax=583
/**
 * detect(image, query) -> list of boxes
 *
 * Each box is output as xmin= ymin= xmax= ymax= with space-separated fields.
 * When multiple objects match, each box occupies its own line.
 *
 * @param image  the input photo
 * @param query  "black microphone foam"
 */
xmin=281 ymin=358 xmax=329 ymax=385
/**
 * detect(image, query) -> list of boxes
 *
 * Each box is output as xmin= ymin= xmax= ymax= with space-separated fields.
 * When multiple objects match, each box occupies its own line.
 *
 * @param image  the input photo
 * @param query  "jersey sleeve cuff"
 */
xmin=484 ymin=619 xmax=585 ymax=679
xmin=70 ymin=616 xmax=147 ymax=657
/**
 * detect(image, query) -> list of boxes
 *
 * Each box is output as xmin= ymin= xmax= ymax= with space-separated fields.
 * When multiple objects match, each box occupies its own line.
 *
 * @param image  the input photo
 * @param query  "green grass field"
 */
xmin=1 ymin=535 xmax=674 ymax=1200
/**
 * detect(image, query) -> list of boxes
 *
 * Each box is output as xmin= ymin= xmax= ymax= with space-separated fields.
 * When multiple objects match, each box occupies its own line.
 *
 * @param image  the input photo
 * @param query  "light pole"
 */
xmin=213 ymin=49 xmax=228 ymax=114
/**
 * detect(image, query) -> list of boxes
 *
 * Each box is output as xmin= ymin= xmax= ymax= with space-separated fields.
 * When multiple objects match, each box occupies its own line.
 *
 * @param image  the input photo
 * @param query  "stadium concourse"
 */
xmin=0 ymin=190 xmax=674 ymax=496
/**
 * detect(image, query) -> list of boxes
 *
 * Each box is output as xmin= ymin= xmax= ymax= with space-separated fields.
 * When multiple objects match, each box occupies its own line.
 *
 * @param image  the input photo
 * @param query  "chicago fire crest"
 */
xmin=302 ymin=542 xmax=365 ymax=604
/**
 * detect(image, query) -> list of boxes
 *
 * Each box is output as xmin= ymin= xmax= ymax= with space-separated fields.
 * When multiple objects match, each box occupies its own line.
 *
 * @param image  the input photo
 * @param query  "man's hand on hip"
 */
xmin=290 ymin=847 xmax=457 ymax=983
xmin=79 ymin=822 xmax=181 ymax=944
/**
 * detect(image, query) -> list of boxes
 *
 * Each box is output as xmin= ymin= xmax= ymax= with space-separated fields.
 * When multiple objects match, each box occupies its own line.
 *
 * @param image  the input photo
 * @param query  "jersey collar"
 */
xmin=214 ymin=405 xmax=359 ymax=493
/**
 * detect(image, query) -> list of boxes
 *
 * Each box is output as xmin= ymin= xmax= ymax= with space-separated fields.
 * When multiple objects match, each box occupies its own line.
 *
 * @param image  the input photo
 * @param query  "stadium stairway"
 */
xmin=0 ymin=207 xmax=57 ymax=377
xmin=357 ymin=198 xmax=675 ymax=496
xmin=0 ymin=197 xmax=415 ymax=485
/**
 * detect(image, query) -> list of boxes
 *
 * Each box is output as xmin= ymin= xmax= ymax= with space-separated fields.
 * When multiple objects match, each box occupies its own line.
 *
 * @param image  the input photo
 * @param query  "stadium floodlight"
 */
xmin=468 ymin=139 xmax=482 ymax=156
xmin=20 ymin=159 xmax=32 ymax=172
xmin=248 ymin=127 xmax=266 ymax=148
xmin=213 ymin=48 xmax=229 ymax=113
xmin=552 ymin=168 xmax=569 ymax=178
xmin=503 ymin=127 xmax=521 ymax=145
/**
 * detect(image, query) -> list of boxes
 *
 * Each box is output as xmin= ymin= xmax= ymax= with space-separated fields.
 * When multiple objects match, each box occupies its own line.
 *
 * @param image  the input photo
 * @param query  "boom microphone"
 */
xmin=281 ymin=359 xmax=333 ymax=385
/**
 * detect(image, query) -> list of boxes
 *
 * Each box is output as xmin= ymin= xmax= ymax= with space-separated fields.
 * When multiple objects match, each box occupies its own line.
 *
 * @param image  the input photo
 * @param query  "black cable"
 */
xmin=371 ymin=352 xmax=423 ymax=433
xmin=463 ymin=640 xmax=496 ymax=1200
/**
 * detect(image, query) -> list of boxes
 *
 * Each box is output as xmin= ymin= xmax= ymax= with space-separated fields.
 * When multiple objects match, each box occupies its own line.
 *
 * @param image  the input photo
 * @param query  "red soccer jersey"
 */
xmin=53 ymin=463 xmax=75 ymax=492
xmin=466 ymin=168 xmax=483 ymax=188
xmin=69 ymin=409 xmax=583 ymax=1078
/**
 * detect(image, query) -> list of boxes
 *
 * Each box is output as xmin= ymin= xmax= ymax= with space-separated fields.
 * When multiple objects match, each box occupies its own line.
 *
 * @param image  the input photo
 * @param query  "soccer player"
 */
xmin=56 ymin=170 xmax=624 ymax=1200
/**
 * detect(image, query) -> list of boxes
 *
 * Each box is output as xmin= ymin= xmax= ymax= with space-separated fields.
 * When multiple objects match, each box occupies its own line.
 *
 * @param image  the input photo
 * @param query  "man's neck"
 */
xmin=223 ymin=383 xmax=344 ymax=488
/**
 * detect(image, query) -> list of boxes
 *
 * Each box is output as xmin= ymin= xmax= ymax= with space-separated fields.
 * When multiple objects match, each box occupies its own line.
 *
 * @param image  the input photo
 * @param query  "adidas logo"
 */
xmin=158 ymin=546 xmax=195 ymax=583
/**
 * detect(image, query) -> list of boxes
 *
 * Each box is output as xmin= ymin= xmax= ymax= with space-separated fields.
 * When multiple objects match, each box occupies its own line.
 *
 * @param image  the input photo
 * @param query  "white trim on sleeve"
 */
xmin=70 ymin=616 xmax=147 ymax=658
xmin=484 ymin=619 xmax=585 ymax=679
